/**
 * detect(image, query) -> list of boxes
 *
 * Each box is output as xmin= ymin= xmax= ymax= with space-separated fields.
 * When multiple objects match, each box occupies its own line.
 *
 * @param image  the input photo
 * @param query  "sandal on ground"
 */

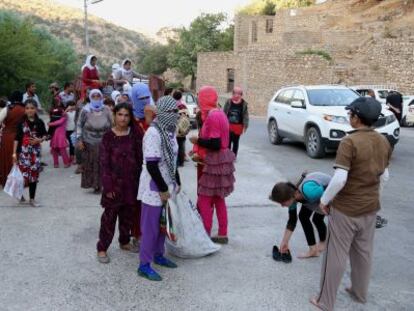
xmin=120 ymin=242 xmax=139 ymax=253
xmin=376 ymin=215 xmax=388 ymax=229
xmin=97 ymin=251 xmax=110 ymax=264
xmin=19 ymin=196 xmax=27 ymax=204
xmin=29 ymin=200 xmax=41 ymax=207
xmin=272 ymin=245 xmax=283 ymax=262
xmin=138 ymin=264 xmax=162 ymax=281
xmin=211 ymin=236 xmax=229 ymax=244
xmin=130 ymin=238 xmax=140 ymax=253
xmin=281 ymin=249 xmax=292 ymax=263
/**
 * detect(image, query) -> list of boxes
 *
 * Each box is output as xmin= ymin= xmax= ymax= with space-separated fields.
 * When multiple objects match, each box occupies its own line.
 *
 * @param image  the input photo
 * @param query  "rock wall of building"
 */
xmin=197 ymin=6 xmax=414 ymax=116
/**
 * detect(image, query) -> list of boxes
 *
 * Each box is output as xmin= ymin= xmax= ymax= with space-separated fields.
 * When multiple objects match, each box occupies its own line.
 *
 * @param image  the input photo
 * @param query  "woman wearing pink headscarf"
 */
xmin=189 ymin=86 xmax=236 ymax=244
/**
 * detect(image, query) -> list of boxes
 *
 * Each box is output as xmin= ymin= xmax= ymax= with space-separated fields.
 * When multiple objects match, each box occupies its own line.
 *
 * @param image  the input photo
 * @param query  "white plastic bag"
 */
xmin=166 ymin=191 xmax=221 ymax=258
xmin=4 ymin=164 xmax=24 ymax=200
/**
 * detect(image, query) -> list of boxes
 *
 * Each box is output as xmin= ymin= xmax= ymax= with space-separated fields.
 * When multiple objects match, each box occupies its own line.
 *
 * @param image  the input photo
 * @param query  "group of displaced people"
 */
xmin=0 ymin=81 xmax=78 ymax=206
xmin=91 ymin=82 xmax=237 ymax=282
xmin=1 ymin=52 xmax=391 ymax=309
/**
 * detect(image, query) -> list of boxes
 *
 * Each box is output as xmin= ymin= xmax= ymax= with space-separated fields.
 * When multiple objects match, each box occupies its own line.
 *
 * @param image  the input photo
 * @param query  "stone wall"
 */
xmin=196 ymin=52 xmax=238 ymax=94
xmin=197 ymin=6 xmax=414 ymax=116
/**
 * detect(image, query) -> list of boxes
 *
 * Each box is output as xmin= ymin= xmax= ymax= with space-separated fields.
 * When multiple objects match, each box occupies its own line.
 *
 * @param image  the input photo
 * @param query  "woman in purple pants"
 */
xmin=137 ymin=96 xmax=181 ymax=281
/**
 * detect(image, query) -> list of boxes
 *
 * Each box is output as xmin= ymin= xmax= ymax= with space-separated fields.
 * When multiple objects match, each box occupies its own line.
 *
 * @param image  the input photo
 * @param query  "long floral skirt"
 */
xmin=81 ymin=142 xmax=101 ymax=190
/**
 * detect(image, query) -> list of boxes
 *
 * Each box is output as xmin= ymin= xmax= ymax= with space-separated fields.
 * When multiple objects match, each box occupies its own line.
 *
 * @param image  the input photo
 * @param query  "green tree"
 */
xmin=135 ymin=43 xmax=171 ymax=75
xmin=239 ymin=0 xmax=314 ymax=15
xmin=0 ymin=11 xmax=79 ymax=103
xmin=167 ymin=13 xmax=234 ymax=88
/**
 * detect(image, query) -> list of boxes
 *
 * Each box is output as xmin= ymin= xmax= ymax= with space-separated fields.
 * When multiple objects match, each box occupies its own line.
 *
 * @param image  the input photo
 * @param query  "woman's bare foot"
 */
xmin=317 ymin=242 xmax=326 ymax=252
xmin=309 ymin=297 xmax=323 ymax=310
xmin=298 ymin=246 xmax=319 ymax=259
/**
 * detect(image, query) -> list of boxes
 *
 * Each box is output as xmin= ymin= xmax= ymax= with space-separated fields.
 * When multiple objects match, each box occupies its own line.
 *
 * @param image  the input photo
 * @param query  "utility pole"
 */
xmin=84 ymin=0 xmax=104 ymax=55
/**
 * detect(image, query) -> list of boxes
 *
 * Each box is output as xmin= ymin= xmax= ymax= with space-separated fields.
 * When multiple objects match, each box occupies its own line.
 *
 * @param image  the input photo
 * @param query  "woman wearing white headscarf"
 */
xmin=114 ymin=58 xmax=146 ymax=90
xmin=76 ymin=89 xmax=112 ymax=193
xmin=81 ymin=55 xmax=101 ymax=99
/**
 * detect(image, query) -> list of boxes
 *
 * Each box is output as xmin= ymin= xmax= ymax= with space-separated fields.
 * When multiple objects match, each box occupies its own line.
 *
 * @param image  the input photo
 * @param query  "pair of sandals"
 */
xmin=272 ymin=245 xmax=292 ymax=263
xmin=376 ymin=215 xmax=388 ymax=229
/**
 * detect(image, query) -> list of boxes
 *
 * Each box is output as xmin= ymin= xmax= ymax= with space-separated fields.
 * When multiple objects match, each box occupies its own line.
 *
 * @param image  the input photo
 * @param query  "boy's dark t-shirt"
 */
xmin=228 ymin=102 xmax=243 ymax=124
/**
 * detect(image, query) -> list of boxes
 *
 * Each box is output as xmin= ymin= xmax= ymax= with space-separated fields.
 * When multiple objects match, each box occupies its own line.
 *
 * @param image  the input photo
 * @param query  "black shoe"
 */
xmin=272 ymin=245 xmax=282 ymax=261
xmin=281 ymin=250 xmax=292 ymax=263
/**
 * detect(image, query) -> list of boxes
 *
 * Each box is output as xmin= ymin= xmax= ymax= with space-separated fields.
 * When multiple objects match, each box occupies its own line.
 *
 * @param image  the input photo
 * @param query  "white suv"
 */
xmin=267 ymin=85 xmax=400 ymax=158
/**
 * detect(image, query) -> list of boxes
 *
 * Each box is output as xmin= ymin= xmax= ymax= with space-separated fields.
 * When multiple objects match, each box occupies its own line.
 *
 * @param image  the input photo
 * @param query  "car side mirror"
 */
xmin=291 ymin=100 xmax=305 ymax=108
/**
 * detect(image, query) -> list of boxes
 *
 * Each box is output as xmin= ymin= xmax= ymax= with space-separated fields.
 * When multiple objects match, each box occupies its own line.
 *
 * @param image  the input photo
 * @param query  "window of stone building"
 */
xmin=266 ymin=19 xmax=273 ymax=33
xmin=251 ymin=21 xmax=258 ymax=43
xmin=227 ymin=69 xmax=235 ymax=92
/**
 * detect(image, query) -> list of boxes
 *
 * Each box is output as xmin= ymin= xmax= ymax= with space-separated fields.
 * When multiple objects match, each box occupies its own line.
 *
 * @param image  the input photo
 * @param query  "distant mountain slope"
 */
xmin=0 ymin=0 xmax=153 ymax=73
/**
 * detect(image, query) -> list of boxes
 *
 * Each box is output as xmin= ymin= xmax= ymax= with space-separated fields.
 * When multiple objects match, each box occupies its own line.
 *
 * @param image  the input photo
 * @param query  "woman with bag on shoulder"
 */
xmin=13 ymin=99 xmax=47 ymax=207
xmin=137 ymin=96 xmax=181 ymax=282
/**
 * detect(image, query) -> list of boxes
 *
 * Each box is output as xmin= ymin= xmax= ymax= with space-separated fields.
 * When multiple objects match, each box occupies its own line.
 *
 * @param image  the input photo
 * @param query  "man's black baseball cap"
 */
xmin=346 ymin=97 xmax=382 ymax=121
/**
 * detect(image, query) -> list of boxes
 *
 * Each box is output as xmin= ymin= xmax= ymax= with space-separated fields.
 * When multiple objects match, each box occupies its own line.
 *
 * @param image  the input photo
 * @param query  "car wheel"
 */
xmin=268 ymin=119 xmax=283 ymax=145
xmin=305 ymin=127 xmax=325 ymax=158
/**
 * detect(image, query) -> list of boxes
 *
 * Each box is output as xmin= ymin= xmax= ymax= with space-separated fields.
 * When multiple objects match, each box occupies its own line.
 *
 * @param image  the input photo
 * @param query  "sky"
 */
xmin=55 ymin=0 xmax=251 ymax=37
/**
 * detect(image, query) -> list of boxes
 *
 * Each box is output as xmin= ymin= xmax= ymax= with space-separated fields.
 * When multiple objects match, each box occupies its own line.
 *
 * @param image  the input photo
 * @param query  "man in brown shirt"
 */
xmin=311 ymin=97 xmax=392 ymax=310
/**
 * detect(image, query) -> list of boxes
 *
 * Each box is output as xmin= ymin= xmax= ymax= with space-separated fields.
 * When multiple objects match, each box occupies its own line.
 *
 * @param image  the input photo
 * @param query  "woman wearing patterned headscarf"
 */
xmin=189 ymin=86 xmax=236 ymax=244
xmin=76 ymin=89 xmax=112 ymax=193
xmin=137 ymin=96 xmax=181 ymax=281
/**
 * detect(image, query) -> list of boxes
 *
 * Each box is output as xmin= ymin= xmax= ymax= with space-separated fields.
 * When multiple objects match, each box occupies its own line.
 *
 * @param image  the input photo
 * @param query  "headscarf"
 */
xmin=153 ymin=96 xmax=179 ymax=181
xmin=111 ymin=90 xmax=121 ymax=103
xmin=87 ymin=89 xmax=104 ymax=112
xmin=231 ymin=86 xmax=243 ymax=104
xmin=131 ymin=82 xmax=152 ymax=119
xmin=121 ymin=58 xmax=132 ymax=75
xmin=198 ymin=86 xmax=218 ymax=121
xmin=81 ymin=54 xmax=99 ymax=72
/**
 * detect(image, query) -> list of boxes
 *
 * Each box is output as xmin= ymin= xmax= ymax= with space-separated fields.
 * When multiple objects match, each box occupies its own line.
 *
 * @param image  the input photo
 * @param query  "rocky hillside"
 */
xmin=0 ymin=0 xmax=152 ymax=74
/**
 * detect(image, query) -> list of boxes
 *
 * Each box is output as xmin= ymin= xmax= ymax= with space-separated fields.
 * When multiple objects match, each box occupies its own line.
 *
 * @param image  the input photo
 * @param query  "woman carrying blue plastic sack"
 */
xmin=137 ymin=96 xmax=181 ymax=281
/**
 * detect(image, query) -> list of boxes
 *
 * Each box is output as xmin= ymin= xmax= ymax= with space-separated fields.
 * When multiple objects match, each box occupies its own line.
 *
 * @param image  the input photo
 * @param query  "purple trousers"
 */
xmin=139 ymin=203 xmax=166 ymax=265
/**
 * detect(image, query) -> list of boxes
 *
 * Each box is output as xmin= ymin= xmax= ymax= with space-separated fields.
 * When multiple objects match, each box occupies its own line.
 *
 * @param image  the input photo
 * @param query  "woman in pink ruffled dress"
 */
xmin=190 ymin=86 xmax=235 ymax=244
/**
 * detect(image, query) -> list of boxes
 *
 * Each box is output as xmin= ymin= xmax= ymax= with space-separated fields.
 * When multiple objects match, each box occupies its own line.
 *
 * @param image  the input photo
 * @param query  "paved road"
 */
xmin=0 ymin=118 xmax=413 ymax=311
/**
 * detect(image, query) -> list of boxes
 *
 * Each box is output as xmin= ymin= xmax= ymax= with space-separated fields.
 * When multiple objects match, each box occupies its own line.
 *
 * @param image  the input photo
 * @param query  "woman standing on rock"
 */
xmin=0 ymin=91 xmax=26 ymax=187
xmin=137 ymin=96 xmax=180 ymax=281
xmin=96 ymin=103 xmax=144 ymax=263
xmin=76 ymin=89 xmax=112 ymax=193
xmin=190 ymin=86 xmax=236 ymax=244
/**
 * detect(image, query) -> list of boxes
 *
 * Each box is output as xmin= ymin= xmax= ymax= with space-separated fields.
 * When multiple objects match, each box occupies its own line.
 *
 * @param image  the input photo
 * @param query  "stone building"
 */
xmin=196 ymin=2 xmax=414 ymax=115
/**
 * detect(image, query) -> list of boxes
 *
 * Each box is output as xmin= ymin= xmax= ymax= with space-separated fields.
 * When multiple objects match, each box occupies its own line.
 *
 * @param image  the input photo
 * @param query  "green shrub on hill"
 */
xmin=0 ymin=11 xmax=78 ymax=104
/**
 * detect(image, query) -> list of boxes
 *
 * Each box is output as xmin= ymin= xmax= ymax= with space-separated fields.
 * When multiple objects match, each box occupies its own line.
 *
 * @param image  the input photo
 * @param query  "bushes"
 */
xmin=239 ymin=0 xmax=314 ymax=15
xmin=0 ymin=10 xmax=79 ymax=105
xmin=296 ymin=49 xmax=333 ymax=62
